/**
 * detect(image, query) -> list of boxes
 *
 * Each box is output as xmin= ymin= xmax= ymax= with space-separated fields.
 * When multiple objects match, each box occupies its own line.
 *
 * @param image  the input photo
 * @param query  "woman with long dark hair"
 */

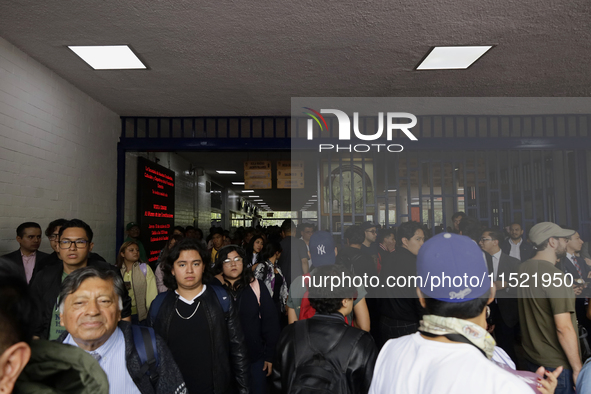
xmin=246 ymin=234 xmax=265 ymax=269
xmin=253 ymin=241 xmax=289 ymax=327
xmin=212 ymin=245 xmax=280 ymax=394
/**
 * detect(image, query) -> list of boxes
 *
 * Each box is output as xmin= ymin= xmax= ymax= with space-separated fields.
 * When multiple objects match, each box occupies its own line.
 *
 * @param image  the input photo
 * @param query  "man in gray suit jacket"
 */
xmin=480 ymin=228 xmax=522 ymax=364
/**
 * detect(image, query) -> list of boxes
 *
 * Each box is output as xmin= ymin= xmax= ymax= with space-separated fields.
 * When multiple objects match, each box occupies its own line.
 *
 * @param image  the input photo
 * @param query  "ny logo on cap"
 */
xmin=317 ymin=245 xmax=326 ymax=255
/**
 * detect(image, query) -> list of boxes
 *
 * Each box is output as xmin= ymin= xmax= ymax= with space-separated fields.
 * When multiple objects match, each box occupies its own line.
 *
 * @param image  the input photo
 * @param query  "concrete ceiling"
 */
xmin=1 ymin=0 xmax=590 ymax=117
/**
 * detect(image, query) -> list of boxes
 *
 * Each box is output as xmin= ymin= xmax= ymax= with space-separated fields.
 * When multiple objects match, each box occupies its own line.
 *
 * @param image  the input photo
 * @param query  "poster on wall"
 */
xmin=137 ymin=157 xmax=175 ymax=265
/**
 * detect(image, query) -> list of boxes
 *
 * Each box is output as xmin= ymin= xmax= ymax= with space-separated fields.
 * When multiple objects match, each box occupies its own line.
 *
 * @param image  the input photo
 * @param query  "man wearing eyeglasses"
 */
xmin=0 ymin=222 xmax=48 ymax=284
xmin=29 ymin=219 xmax=132 ymax=340
xmin=478 ymin=228 xmax=521 ymax=364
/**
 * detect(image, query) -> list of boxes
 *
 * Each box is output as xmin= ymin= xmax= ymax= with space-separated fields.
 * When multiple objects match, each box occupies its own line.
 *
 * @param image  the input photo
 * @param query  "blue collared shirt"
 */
xmin=65 ymin=327 xmax=141 ymax=394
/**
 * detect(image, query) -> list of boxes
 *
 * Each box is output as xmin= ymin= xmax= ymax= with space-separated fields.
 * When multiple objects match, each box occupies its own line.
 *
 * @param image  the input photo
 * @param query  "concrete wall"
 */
xmin=0 ymin=36 xmax=120 ymax=257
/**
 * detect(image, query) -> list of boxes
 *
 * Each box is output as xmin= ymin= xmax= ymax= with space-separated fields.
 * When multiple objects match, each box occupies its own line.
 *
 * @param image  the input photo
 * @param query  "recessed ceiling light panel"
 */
xmin=216 ymin=170 xmax=237 ymax=174
xmin=417 ymin=46 xmax=492 ymax=70
xmin=68 ymin=45 xmax=146 ymax=70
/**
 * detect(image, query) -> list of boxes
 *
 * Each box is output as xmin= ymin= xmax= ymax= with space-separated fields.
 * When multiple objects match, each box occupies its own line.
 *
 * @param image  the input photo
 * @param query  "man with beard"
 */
xmin=518 ymin=222 xmax=581 ymax=394
xmin=501 ymin=222 xmax=534 ymax=263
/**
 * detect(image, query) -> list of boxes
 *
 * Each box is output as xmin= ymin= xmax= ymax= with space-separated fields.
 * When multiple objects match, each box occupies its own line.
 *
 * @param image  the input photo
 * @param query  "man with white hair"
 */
xmin=57 ymin=266 xmax=187 ymax=394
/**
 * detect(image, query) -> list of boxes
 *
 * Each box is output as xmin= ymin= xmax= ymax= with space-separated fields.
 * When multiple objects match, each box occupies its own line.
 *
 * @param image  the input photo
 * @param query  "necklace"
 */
xmin=175 ymin=298 xmax=201 ymax=320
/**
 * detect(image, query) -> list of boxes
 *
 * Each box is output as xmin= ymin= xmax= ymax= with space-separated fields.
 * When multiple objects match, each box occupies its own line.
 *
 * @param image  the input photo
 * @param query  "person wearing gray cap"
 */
xmin=518 ymin=222 xmax=580 ymax=394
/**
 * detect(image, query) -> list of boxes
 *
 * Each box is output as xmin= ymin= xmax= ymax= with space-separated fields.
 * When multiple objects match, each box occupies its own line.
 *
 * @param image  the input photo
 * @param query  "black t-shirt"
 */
xmin=168 ymin=297 xmax=214 ymax=394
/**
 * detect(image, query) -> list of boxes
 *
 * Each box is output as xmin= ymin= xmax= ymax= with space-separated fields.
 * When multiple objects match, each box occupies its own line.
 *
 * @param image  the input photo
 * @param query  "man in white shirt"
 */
xmin=479 ymin=229 xmax=521 ymax=364
xmin=370 ymin=232 xmax=558 ymax=394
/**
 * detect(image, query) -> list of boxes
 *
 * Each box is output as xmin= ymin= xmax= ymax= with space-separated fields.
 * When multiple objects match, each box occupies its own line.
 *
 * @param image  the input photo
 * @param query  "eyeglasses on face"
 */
xmin=223 ymin=256 xmax=243 ymax=265
xmin=49 ymin=234 xmax=59 ymax=241
xmin=479 ymin=238 xmax=492 ymax=242
xmin=365 ymin=230 xmax=377 ymax=234
xmin=59 ymin=239 xmax=89 ymax=249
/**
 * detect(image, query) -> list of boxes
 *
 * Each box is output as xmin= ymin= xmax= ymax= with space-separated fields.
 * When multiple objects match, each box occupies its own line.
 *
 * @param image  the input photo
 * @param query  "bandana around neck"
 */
xmin=419 ymin=314 xmax=496 ymax=360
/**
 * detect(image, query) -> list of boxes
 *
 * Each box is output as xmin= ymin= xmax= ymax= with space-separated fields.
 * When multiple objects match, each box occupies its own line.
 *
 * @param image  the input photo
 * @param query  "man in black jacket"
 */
xmin=378 ymin=221 xmax=425 ymax=348
xmin=149 ymin=239 xmax=249 ymax=394
xmin=501 ymin=222 xmax=534 ymax=263
xmin=57 ymin=266 xmax=186 ymax=394
xmin=272 ymin=264 xmax=378 ymax=394
xmin=479 ymin=228 xmax=521 ymax=363
xmin=29 ymin=219 xmax=131 ymax=339
xmin=1 ymin=222 xmax=48 ymax=283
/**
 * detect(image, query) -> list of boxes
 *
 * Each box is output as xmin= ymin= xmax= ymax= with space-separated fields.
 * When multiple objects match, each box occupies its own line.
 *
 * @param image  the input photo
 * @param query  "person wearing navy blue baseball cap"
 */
xmin=370 ymin=232 xmax=560 ymax=394
xmin=285 ymin=231 xmax=371 ymax=333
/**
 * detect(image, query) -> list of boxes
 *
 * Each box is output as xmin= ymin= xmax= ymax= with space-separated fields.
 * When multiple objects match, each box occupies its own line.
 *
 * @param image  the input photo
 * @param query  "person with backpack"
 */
xmin=148 ymin=239 xmax=249 ymax=394
xmin=272 ymin=264 xmax=378 ymax=394
xmin=286 ymin=231 xmax=371 ymax=333
xmin=212 ymin=245 xmax=280 ymax=394
xmin=56 ymin=266 xmax=187 ymax=394
xmin=254 ymin=241 xmax=289 ymax=327
xmin=117 ymin=241 xmax=158 ymax=324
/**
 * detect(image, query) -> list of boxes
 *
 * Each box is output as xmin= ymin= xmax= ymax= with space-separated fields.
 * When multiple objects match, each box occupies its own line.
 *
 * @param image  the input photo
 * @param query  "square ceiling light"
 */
xmin=68 ymin=45 xmax=146 ymax=70
xmin=416 ymin=46 xmax=492 ymax=70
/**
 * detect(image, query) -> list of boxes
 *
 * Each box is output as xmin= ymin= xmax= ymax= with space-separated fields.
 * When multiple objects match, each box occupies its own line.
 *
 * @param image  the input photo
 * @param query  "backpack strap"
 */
xmin=211 ymin=285 xmax=231 ymax=314
xmin=131 ymin=325 xmax=160 ymax=386
xmin=293 ymin=320 xmax=312 ymax=369
xmin=139 ymin=262 xmax=147 ymax=277
xmin=331 ymin=326 xmax=365 ymax=373
xmin=149 ymin=292 xmax=167 ymax=324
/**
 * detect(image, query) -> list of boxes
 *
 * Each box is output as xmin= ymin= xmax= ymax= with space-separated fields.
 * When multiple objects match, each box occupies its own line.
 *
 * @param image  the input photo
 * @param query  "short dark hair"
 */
xmin=58 ymin=219 xmax=94 ymax=242
xmin=458 ymin=217 xmax=482 ymax=242
xmin=281 ymin=219 xmax=295 ymax=233
xmin=173 ymin=226 xmax=186 ymax=236
xmin=422 ymin=289 xmax=491 ymax=320
xmin=58 ymin=266 xmax=126 ymax=314
xmin=16 ymin=222 xmax=41 ymax=238
xmin=482 ymin=228 xmax=503 ymax=243
xmin=299 ymin=223 xmax=314 ymax=234
xmin=308 ymin=265 xmax=356 ymax=314
xmin=162 ymin=239 xmax=211 ymax=290
xmin=45 ymin=218 xmax=67 ymax=237
xmin=451 ymin=212 xmax=467 ymax=221
xmin=0 ymin=272 xmax=34 ymax=353
xmin=509 ymin=222 xmax=522 ymax=230
xmin=396 ymin=221 xmax=423 ymax=245
xmin=377 ymin=228 xmax=396 ymax=244
xmin=211 ymin=227 xmax=224 ymax=237
xmin=344 ymin=226 xmax=365 ymax=245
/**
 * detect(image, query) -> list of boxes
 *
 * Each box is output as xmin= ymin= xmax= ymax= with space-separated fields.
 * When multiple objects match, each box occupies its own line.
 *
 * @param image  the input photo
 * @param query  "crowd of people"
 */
xmin=1 ymin=214 xmax=590 ymax=393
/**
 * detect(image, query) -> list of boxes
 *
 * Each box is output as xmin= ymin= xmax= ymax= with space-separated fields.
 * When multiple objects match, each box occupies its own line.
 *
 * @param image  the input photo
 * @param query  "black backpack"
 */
xmin=289 ymin=319 xmax=362 ymax=394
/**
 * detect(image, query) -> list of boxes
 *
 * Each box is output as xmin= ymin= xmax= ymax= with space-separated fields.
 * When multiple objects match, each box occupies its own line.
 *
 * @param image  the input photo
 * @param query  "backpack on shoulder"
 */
xmin=289 ymin=319 xmax=362 ymax=394
xmin=131 ymin=325 xmax=160 ymax=387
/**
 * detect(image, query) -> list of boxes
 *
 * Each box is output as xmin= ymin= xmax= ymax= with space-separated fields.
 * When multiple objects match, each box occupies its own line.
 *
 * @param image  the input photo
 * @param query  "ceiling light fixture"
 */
xmin=242 ymin=190 xmax=254 ymax=193
xmin=216 ymin=170 xmax=237 ymax=174
xmin=416 ymin=46 xmax=493 ymax=70
xmin=68 ymin=45 xmax=146 ymax=70
xmin=232 ymin=182 xmax=245 ymax=185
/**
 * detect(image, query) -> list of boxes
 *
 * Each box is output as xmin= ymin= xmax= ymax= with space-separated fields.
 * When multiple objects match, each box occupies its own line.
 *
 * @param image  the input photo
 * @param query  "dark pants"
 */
xmin=526 ymin=360 xmax=575 ymax=394
xmin=493 ymin=320 xmax=520 ymax=364
xmin=377 ymin=316 xmax=419 ymax=349
xmin=250 ymin=358 xmax=268 ymax=394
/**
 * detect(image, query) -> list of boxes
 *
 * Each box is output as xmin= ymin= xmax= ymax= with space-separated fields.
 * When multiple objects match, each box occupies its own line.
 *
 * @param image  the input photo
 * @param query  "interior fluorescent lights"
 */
xmin=254 ymin=199 xmax=263 ymax=201
xmin=68 ymin=45 xmax=146 ymax=70
xmin=248 ymin=195 xmax=260 ymax=198
xmin=232 ymin=182 xmax=245 ymax=185
xmin=242 ymin=190 xmax=254 ymax=193
xmin=216 ymin=170 xmax=237 ymax=174
xmin=417 ymin=46 xmax=492 ymax=70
